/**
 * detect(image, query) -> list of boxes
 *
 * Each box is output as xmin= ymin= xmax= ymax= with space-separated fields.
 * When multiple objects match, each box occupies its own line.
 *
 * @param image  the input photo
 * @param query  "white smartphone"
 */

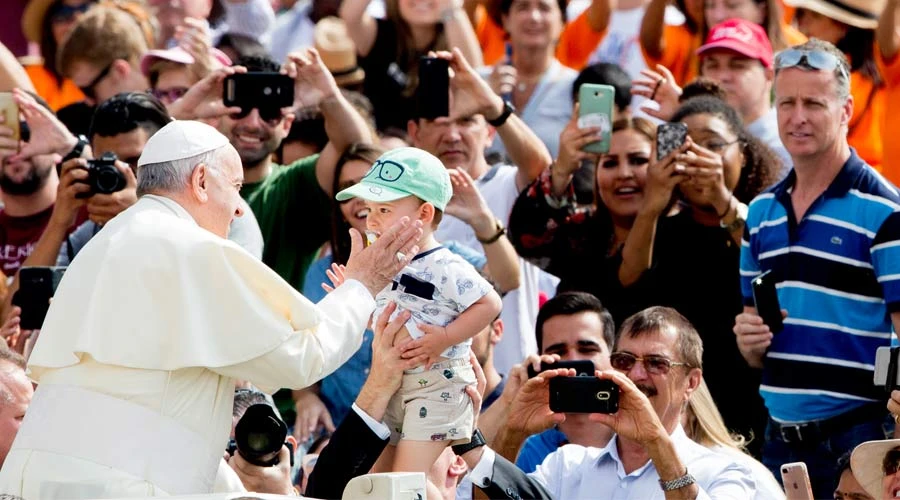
xmin=874 ymin=346 xmax=900 ymax=389
xmin=781 ymin=462 xmax=814 ymax=500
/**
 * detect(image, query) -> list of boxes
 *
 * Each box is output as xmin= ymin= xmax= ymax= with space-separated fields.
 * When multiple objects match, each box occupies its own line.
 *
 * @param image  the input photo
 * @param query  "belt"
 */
xmin=771 ymin=403 xmax=886 ymax=445
xmin=405 ymin=357 xmax=471 ymax=374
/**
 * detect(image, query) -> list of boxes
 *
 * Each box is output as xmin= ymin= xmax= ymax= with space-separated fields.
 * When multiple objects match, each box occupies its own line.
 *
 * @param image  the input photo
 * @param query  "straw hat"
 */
xmin=22 ymin=0 xmax=56 ymax=43
xmin=850 ymin=439 xmax=900 ymax=498
xmin=314 ymin=17 xmax=365 ymax=87
xmin=783 ymin=0 xmax=884 ymax=29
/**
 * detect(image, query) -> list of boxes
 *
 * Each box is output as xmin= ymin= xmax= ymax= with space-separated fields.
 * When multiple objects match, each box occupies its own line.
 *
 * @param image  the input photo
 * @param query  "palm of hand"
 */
xmin=294 ymin=75 xmax=329 ymax=109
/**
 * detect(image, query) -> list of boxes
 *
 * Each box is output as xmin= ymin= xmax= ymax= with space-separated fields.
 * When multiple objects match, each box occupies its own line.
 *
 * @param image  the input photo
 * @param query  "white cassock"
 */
xmin=0 ymin=194 xmax=373 ymax=498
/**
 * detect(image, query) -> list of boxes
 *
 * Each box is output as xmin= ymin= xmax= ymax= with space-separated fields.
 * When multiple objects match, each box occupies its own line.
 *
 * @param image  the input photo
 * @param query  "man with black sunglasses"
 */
xmin=735 ymin=38 xmax=900 ymax=497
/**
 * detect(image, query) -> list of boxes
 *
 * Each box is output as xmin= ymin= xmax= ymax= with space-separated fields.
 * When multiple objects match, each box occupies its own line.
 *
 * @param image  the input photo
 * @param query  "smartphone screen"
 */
xmin=577 ymin=84 xmax=615 ymax=154
xmin=549 ymin=377 xmax=619 ymax=414
xmin=417 ymin=57 xmax=450 ymax=120
xmin=656 ymin=122 xmax=688 ymax=161
xmin=752 ymin=270 xmax=784 ymax=334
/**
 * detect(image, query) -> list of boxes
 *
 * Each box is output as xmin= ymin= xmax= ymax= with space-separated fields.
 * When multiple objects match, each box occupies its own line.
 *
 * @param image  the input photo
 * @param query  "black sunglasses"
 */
xmin=610 ymin=351 xmax=689 ymax=375
xmin=884 ymin=448 xmax=900 ymax=476
xmin=79 ymin=62 xmax=113 ymax=100
xmin=230 ymin=106 xmax=283 ymax=125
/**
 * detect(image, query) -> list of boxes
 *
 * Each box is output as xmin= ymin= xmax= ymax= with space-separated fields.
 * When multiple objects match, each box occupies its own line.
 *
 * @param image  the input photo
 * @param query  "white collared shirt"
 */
xmin=470 ymin=426 xmax=756 ymax=500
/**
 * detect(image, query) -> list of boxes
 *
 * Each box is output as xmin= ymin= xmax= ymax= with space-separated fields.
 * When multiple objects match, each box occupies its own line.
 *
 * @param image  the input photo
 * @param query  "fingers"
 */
xmin=470 ymin=350 xmax=486 ymax=395
xmin=374 ymin=301 xmax=399 ymax=339
xmin=737 ymin=332 xmax=773 ymax=350
xmin=655 ymin=64 xmax=678 ymax=85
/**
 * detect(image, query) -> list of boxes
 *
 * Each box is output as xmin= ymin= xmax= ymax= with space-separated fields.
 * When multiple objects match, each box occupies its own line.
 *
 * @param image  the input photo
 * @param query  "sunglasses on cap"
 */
xmin=609 ymin=352 xmax=689 ymax=375
xmin=775 ymin=49 xmax=849 ymax=80
xmin=884 ymin=448 xmax=900 ymax=476
xmin=230 ymin=106 xmax=283 ymax=125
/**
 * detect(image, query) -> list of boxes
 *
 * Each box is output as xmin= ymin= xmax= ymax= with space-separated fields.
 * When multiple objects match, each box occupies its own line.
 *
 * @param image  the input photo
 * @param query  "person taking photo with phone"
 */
xmin=734 ymin=39 xmax=900 ymax=497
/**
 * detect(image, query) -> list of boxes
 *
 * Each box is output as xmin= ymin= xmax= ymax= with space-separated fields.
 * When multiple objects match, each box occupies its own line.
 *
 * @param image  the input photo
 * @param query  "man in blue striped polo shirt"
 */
xmin=734 ymin=38 xmax=900 ymax=498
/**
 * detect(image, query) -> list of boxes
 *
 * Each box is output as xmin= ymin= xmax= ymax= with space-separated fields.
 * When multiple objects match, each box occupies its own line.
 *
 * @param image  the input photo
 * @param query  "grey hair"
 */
xmin=775 ymin=39 xmax=851 ymax=101
xmin=137 ymin=146 xmax=228 ymax=196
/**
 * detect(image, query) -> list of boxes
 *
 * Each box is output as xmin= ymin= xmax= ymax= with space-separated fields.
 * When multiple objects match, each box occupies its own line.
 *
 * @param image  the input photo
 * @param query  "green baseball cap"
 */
xmin=335 ymin=147 xmax=453 ymax=211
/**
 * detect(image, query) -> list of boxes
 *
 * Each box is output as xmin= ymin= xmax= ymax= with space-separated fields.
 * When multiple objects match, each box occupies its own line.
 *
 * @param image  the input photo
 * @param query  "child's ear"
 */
xmin=419 ymin=202 xmax=435 ymax=225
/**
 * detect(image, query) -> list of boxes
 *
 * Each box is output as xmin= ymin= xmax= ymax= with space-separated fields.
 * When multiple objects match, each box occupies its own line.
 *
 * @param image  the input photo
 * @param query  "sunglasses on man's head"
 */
xmin=229 ymin=106 xmax=283 ymax=125
xmin=775 ymin=49 xmax=849 ymax=80
xmin=609 ymin=351 xmax=688 ymax=375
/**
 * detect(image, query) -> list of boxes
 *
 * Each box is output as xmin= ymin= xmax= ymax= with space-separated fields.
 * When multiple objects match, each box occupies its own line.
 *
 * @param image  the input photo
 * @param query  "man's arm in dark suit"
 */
xmin=464 ymin=447 xmax=554 ymax=500
xmin=304 ymin=408 xmax=390 ymax=499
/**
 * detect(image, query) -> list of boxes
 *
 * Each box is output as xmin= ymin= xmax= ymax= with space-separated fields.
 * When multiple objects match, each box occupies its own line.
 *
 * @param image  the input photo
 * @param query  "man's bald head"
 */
xmin=0 ymin=351 xmax=32 ymax=468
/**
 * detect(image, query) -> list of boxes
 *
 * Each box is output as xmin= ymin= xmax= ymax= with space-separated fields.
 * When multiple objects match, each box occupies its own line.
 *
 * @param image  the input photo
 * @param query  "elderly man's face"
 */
xmin=201 ymin=146 xmax=245 ymax=238
xmin=0 ymin=368 xmax=33 ymax=468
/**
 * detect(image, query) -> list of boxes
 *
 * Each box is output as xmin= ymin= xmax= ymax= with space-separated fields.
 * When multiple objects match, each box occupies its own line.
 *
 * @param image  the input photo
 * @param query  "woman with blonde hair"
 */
xmin=684 ymin=379 xmax=785 ymax=500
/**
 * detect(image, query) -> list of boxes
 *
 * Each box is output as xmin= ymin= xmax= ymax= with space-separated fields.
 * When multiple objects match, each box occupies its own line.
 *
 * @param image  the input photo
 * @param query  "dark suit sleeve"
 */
xmin=304 ymin=408 xmax=390 ymax=499
xmin=476 ymin=452 xmax=554 ymax=500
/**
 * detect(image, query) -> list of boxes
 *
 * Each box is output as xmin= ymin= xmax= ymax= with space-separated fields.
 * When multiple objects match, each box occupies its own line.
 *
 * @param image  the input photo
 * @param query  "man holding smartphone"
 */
xmin=734 ymin=39 xmax=900 ymax=497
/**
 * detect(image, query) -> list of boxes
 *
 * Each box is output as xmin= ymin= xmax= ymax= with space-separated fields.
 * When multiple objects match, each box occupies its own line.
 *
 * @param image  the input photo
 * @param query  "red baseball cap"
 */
xmin=696 ymin=18 xmax=774 ymax=69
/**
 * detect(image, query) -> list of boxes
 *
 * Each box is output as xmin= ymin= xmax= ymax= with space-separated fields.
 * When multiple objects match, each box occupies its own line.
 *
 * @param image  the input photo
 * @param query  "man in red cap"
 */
xmin=696 ymin=18 xmax=791 ymax=172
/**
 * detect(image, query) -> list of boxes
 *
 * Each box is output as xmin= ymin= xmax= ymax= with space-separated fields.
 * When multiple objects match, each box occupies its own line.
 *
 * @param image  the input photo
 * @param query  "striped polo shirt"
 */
xmin=740 ymin=150 xmax=900 ymax=423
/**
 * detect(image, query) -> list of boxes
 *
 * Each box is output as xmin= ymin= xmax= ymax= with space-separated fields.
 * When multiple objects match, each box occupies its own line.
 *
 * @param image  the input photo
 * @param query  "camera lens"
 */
xmin=263 ymin=86 xmax=272 ymax=96
xmin=234 ymin=404 xmax=288 ymax=467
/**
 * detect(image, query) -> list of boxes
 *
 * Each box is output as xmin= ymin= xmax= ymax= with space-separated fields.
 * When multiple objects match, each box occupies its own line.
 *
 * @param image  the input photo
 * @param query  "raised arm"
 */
xmin=879 ymin=0 xmax=900 ymax=60
xmin=0 ymin=42 xmax=35 ymax=93
xmin=586 ymin=0 xmax=614 ymax=32
xmin=640 ymin=0 xmax=669 ymax=60
xmin=284 ymin=48 xmax=375 ymax=196
xmin=442 ymin=0 xmax=485 ymax=67
xmin=220 ymin=0 xmax=276 ymax=43
xmin=339 ymin=0 xmax=379 ymax=57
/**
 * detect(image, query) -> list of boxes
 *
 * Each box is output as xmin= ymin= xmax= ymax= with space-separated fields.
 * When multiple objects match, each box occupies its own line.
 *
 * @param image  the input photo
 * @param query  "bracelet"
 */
xmin=716 ymin=194 xmax=735 ymax=219
xmin=477 ymin=219 xmax=506 ymax=244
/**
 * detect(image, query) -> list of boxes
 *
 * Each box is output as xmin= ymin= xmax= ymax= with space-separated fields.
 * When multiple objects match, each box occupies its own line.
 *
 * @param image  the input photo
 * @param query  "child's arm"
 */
xmin=407 ymin=289 xmax=503 ymax=364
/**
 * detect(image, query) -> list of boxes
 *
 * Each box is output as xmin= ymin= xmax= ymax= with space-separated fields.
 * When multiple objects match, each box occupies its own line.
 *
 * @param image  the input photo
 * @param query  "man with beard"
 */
xmin=0 ymin=91 xmax=87 ymax=276
xmin=218 ymin=51 xmax=372 ymax=291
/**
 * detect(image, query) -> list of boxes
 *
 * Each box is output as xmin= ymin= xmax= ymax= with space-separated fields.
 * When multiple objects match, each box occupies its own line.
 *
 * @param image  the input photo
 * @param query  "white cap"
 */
xmin=138 ymin=120 xmax=230 ymax=167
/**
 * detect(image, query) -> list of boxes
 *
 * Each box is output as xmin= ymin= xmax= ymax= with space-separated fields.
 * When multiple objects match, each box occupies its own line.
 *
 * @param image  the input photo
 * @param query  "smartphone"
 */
xmin=656 ymin=122 xmax=688 ymax=161
xmin=13 ymin=266 xmax=66 ymax=330
xmin=0 ymin=93 xmax=20 ymax=142
xmin=874 ymin=346 xmax=900 ymax=392
xmin=549 ymin=376 xmax=619 ymax=414
xmin=223 ymin=72 xmax=294 ymax=110
xmin=577 ymin=84 xmax=615 ymax=154
xmin=527 ymin=359 xmax=595 ymax=379
xmin=417 ymin=57 xmax=450 ymax=120
xmin=781 ymin=462 xmax=814 ymax=500
xmin=752 ymin=270 xmax=784 ymax=334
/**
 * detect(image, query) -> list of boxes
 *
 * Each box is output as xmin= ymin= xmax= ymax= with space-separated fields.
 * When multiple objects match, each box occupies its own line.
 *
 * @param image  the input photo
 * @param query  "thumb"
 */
xmin=323 ymin=411 xmax=335 ymax=432
xmin=348 ymin=228 xmax=363 ymax=258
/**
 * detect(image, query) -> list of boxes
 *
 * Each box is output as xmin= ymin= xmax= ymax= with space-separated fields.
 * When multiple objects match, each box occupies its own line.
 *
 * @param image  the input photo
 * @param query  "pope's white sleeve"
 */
xmin=211 ymin=279 xmax=374 ymax=393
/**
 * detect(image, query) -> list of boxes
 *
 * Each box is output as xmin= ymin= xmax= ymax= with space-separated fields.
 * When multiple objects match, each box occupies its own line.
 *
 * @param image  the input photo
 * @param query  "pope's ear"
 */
xmin=191 ymin=163 xmax=210 ymax=202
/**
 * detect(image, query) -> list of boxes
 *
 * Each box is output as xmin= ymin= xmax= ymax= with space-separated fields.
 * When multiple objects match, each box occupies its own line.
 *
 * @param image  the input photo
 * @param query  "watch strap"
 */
xmin=62 ymin=135 xmax=89 ymax=163
xmin=487 ymin=101 xmax=514 ymax=127
xmin=659 ymin=471 xmax=696 ymax=491
xmin=476 ymin=219 xmax=506 ymax=245
xmin=451 ymin=429 xmax=486 ymax=455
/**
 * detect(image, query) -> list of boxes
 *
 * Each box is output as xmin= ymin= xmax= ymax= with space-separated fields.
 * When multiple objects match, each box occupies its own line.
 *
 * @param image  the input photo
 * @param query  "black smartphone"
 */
xmin=417 ymin=57 xmax=449 ymax=120
xmin=874 ymin=346 xmax=900 ymax=393
xmin=549 ymin=376 xmax=619 ymax=414
xmin=13 ymin=266 xmax=66 ymax=330
xmin=527 ymin=359 xmax=595 ymax=379
xmin=223 ymin=72 xmax=294 ymax=110
xmin=656 ymin=122 xmax=688 ymax=161
xmin=752 ymin=270 xmax=784 ymax=334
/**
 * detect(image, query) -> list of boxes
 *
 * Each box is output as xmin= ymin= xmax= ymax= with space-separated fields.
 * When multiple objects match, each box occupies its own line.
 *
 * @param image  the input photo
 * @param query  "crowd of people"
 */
xmin=0 ymin=0 xmax=899 ymax=497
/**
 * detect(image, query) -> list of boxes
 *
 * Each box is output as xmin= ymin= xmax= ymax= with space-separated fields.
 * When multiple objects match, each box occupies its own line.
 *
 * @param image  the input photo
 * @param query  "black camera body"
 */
xmin=78 ymin=152 xmax=127 ymax=198
xmin=227 ymin=404 xmax=294 ymax=467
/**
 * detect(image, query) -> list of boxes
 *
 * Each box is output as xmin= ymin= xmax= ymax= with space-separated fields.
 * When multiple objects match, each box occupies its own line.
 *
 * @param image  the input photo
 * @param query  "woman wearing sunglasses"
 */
xmin=21 ymin=0 xmax=97 ymax=111
xmin=786 ymin=0 xmax=885 ymax=169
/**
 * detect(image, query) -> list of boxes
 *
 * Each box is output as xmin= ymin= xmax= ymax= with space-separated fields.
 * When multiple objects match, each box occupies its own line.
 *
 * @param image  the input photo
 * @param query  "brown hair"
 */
xmin=385 ymin=0 xmax=448 ymax=96
xmin=330 ymin=143 xmax=388 ymax=265
xmin=58 ymin=2 xmax=155 ymax=77
xmin=592 ymin=117 xmax=657 ymax=211
xmin=616 ymin=306 xmax=704 ymax=370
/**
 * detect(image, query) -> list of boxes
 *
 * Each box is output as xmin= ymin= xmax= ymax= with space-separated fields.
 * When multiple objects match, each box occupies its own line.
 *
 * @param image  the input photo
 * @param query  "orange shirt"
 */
xmin=556 ymin=10 xmax=607 ymax=70
xmin=640 ymin=23 xmax=702 ymax=86
xmin=24 ymin=64 xmax=85 ymax=111
xmin=476 ymin=6 xmax=508 ymax=67
xmin=876 ymin=47 xmax=900 ymax=184
xmin=782 ymin=23 xmax=806 ymax=47
xmin=846 ymin=70 xmax=884 ymax=170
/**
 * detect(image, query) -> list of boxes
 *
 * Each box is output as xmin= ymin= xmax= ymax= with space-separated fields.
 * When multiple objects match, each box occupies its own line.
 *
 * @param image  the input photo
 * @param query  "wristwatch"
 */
xmin=659 ymin=470 xmax=696 ymax=491
xmin=451 ymin=429 xmax=486 ymax=456
xmin=720 ymin=200 xmax=748 ymax=233
xmin=487 ymin=100 xmax=515 ymax=128
xmin=476 ymin=219 xmax=506 ymax=245
xmin=61 ymin=134 xmax=89 ymax=163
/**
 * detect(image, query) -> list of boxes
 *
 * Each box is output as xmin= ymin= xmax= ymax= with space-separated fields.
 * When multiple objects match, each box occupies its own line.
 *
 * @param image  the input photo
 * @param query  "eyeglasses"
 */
xmin=884 ymin=448 xmax=900 ymax=476
xmin=775 ymin=49 xmax=849 ymax=80
xmin=50 ymin=3 xmax=91 ymax=24
xmin=148 ymin=87 xmax=189 ymax=103
xmin=363 ymin=159 xmax=406 ymax=182
xmin=79 ymin=62 xmax=113 ymax=101
xmin=609 ymin=352 xmax=689 ymax=375
xmin=229 ymin=106 xmax=283 ymax=126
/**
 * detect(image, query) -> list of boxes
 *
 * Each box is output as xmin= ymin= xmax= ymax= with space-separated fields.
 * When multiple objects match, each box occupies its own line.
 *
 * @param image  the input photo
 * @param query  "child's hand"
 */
xmin=402 ymin=323 xmax=453 ymax=367
xmin=321 ymin=263 xmax=347 ymax=293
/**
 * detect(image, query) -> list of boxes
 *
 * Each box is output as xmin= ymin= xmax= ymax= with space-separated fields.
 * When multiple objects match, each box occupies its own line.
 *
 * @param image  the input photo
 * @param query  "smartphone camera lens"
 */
xmin=263 ymin=86 xmax=272 ymax=96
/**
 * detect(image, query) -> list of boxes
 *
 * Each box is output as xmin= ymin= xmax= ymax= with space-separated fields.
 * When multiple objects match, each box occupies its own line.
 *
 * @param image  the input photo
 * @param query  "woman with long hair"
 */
xmin=339 ymin=0 xmax=483 ymax=131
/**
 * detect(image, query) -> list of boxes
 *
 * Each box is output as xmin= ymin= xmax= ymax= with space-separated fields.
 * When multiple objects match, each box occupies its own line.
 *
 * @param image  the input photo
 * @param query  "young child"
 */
xmin=335 ymin=147 xmax=503 ymax=484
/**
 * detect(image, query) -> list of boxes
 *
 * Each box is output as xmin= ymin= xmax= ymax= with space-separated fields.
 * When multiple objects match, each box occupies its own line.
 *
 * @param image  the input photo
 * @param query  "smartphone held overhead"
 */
xmin=223 ymin=72 xmax=294 ymax=111
xmin=577 ymin=84 xmax=615 ymax=154
xmin=417 ymin=57 xmax=450 ymax=120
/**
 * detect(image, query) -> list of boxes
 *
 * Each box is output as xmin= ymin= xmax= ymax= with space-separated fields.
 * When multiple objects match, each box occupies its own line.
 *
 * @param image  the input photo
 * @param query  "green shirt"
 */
xmin=242 ymin=154 xmax=332 ymax=292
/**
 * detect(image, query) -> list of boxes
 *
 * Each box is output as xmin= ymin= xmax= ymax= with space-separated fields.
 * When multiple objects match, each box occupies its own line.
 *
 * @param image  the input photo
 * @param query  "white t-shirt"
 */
xmin=375 ymin=246 xmax=492 ymax=360
xmin=436 ymin=164 xmax=557 ymax=374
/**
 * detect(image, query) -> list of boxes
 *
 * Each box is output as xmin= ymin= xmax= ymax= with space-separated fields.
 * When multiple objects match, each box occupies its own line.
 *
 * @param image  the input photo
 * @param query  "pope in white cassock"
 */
xmin=0 ymin=120 xmax=423 ymax=498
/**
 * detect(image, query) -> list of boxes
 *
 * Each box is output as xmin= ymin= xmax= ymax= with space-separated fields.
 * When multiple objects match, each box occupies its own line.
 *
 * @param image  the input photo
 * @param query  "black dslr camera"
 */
xmin=77 ymin=152 xmax=127 ymax=198
xmin=227 ymin=404 xmax=295 ymax=467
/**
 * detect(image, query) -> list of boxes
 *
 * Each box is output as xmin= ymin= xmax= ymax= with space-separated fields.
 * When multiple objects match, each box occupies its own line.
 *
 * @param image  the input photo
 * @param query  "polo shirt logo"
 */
xmin=831 ymin=236 xmax=843 ymax=245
